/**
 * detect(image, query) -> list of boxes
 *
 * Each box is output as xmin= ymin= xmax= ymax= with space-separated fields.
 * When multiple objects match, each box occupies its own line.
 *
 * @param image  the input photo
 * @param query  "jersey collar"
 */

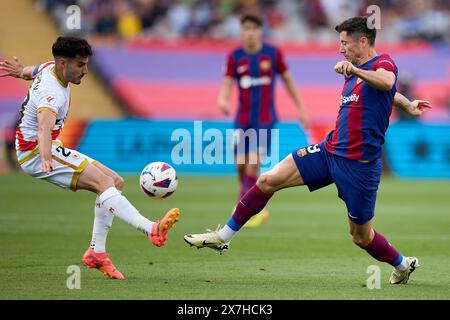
xmin=50 ymin=67 xmax=68 ymax=88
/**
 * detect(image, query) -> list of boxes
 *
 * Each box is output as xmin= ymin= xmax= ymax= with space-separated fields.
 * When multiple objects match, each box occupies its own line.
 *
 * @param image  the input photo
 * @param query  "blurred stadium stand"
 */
xmin=1 ymin=0 xmax=449 ymax=177
xmin=39 ymin=0 xmax=450 ymax=43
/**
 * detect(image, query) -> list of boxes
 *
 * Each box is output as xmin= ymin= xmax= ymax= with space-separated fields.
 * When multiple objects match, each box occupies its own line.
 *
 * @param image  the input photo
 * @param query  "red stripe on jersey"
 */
xmin=16 ymin=127 xmax=38 ymax=151
xmin=16 ymin=126 xmax=62 ymax=151
xmin=345 ymin=81 xmax=364 ymax=159
xmin=51 ymin=127 xmax=61 ymax=140
xmin=237 ymin=57 xmax=251 ymax=127
xmin=259 ymin=55 xmax=272 ymax=125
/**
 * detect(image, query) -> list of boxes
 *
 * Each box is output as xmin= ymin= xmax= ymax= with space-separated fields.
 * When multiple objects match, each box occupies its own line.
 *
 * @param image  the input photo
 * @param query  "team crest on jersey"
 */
xmin=71 ymin=153 xmax=80 ymax=159
xmin=260 ymin=60 xmax=271 ymax=71
xmin=297 ymin=148 xmax=307 ymax=157
xmin=356 ymin=77 xmax=363 ymax=84
xmin=46 ymin=95 xmax=56 ymax=104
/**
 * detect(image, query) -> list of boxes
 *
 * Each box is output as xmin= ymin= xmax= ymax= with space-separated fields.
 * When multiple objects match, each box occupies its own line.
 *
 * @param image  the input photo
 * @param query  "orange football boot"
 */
xmin=82 ymin=247 xmax=124 ymax=280
xmin=149 ymin=208 xmax=180 ymax=247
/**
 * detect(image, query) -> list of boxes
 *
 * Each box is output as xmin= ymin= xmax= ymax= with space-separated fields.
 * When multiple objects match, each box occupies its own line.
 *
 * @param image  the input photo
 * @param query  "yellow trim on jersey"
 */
xmin=17 ymin=141 xmax=63 ymax=165
xmin=37 ymin=107 xmax=57 ymax=116
xmin=70 ymin=159 xmax=90 ymax=191
xmin=50 ymin=67 xmax=68 ymax=88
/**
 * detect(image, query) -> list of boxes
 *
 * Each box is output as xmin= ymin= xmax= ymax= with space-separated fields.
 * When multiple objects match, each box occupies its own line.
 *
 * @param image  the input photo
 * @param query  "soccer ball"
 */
xmin=139 ymin=162 xmax=178 ymax=199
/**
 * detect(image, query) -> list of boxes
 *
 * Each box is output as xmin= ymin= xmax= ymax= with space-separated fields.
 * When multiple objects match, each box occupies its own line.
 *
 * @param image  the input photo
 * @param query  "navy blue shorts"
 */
xmin=291 ymin=141 xmax=382 ymax=225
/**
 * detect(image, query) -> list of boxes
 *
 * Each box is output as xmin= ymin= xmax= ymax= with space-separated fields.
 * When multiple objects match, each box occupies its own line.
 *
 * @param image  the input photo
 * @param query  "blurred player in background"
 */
xmin=218 ymin=13 xmax=309 ymax=227
xmin=185 ymin=16 xmax=432 ymax=285
xmin=0 ymin=36 xmax=180 ymax=280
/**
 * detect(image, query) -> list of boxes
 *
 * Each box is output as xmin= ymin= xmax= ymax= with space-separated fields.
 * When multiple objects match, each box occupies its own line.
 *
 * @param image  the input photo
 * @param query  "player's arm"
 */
xmin=37 ymin=109 xmax=57 ymax=173
xmin=0 ymin=56 xmax=36 ymax=80
xmin=280 ymin=71 xmax=310 ymax=129
xmin=218 ymin=76 xmax=233 ymax=116
xmin=394 ymin=92 xmax=432 ymax=116
xmin=334 ymin=61 xmax=395 ymax=91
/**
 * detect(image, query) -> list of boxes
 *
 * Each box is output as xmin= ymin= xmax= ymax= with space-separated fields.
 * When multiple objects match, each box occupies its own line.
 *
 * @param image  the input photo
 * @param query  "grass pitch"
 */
xmin=0 ymin=172 xmax=449 ymax=300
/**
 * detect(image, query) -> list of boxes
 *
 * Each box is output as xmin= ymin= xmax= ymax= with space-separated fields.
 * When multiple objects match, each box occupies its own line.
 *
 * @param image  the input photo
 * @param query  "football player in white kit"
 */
xmin=0 ymin=36 xmax=180 ymax=280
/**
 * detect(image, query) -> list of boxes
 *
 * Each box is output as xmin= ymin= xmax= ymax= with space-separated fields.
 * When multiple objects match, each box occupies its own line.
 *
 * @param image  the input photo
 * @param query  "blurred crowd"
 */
xmin=38 ymin=0 xmax=450 ymax=42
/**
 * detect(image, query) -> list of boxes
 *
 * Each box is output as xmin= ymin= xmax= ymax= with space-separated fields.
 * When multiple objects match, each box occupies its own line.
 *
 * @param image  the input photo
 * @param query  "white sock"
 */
xmin=90 ymin=196 xmax=114 ymax=253
xmin=217 ymin=224 xmax=236 ymax=242
xmin=395 ymin=256 xmax=409 ymax=271
xmin=99 ymin=187 xmax=154 ymax=237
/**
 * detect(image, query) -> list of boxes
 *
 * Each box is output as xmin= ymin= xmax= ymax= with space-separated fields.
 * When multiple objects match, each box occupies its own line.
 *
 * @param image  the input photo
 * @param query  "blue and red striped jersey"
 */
xmin=325 ymin=54 xmax=398 ymax=161
xmin=225 ymin=43 xmax=288 ymax=128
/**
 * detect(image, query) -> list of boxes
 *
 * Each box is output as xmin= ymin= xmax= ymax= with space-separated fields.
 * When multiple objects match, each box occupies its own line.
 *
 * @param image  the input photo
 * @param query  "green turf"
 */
xmin=0 ymin=172 xmax=449 ymax=300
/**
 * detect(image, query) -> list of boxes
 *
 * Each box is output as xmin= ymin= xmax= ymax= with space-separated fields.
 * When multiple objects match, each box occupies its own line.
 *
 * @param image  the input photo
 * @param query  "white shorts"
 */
xmin=16 ymin=141 xmax=98 ymax=191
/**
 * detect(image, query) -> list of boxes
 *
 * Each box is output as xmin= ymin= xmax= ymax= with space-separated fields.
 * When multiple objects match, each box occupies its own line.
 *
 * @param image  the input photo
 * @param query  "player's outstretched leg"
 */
xmin=184 ymin=154 xmax=303 ymax=253
xmin=77 ymin=164 xmax=180 ymax=246
xmin=241 ymin=153 xmax=269 ymax=229
xmin=84 ymin=165 xmax=124 ymax=279
xmin=350 ymin=220 xmax=420 ymax=284
xmin=96 ymin=186 xmax=180 ymax=248
xmin=242 ymin=171 xmax=269 ymax=228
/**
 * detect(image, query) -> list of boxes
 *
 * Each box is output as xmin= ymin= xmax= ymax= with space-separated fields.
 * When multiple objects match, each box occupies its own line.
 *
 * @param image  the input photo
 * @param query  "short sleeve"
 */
xmin=32 ymin=61 xmax=55 ymax=78
xmin=275 ymin=48 xmax=288 ymax=74
xmin=36 ymin=91 xmax=63 ymax=116
xmin=224 ymin=53 xmax=236 ymax=78
xmin=372 ymin=55 xmax=396 ymax=74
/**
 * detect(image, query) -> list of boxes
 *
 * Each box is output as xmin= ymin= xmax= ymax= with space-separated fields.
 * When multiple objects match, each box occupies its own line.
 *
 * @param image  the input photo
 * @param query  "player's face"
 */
xmin=241 ymin=21 xmax=262 ymax=50
xmin=65 ymin=55 xmax=89 ymax=85
xmin=339 ymin=31 xmax=363 ymax=64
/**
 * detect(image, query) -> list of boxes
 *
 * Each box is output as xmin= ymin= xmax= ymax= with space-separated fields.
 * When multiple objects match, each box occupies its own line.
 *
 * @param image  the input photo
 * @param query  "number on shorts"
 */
xmin=307 ymin=144 xmax=321 ymax=154
xmin=56 ymin=146 xmax=71 ymax=157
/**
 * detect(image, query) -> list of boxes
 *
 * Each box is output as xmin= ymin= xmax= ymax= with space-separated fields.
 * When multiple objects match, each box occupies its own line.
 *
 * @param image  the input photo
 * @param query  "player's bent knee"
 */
xmin=77 ymin=164 xmax=116 ymax=194
xmin=352 ymin=235 xmax=371 ymax=248
xmin=256 ymin=174 xmax=278 ymax=194
xmin=114 ymin=175 xmax=125 ymax=190
xmin=98 ymin=175 xmax=115 ymax=193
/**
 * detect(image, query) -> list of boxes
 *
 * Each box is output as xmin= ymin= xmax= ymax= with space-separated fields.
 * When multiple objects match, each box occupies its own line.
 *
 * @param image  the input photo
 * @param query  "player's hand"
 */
xmin=218 ymin=100 xmax=230 ymax=116
xmin=409 ymin=100 xmax=432 ymax=116
xmin=0 ymin=56 xmax=25 ymax=78
xmin=41 ymin=157 xmax=55 ymax=174
xmin=334 ymin=61 xmax=356 ymax=78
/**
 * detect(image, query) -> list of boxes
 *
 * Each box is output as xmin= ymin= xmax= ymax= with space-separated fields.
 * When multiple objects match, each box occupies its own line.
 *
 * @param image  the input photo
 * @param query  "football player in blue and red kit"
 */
xmin=186 ymin=16 xmax=431 ymax=285
xmin=218 ymin=13 xmax=309 ymax=227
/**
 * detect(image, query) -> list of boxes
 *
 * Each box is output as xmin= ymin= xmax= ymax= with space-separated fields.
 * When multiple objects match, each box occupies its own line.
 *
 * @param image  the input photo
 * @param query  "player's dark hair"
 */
xmin=240 ymin=13 xmax=263 ymax=27
xmin=335 ymin=16 xmax=376 ymax=46
xmin=52 ymin=36 xmax=92 ymax=59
